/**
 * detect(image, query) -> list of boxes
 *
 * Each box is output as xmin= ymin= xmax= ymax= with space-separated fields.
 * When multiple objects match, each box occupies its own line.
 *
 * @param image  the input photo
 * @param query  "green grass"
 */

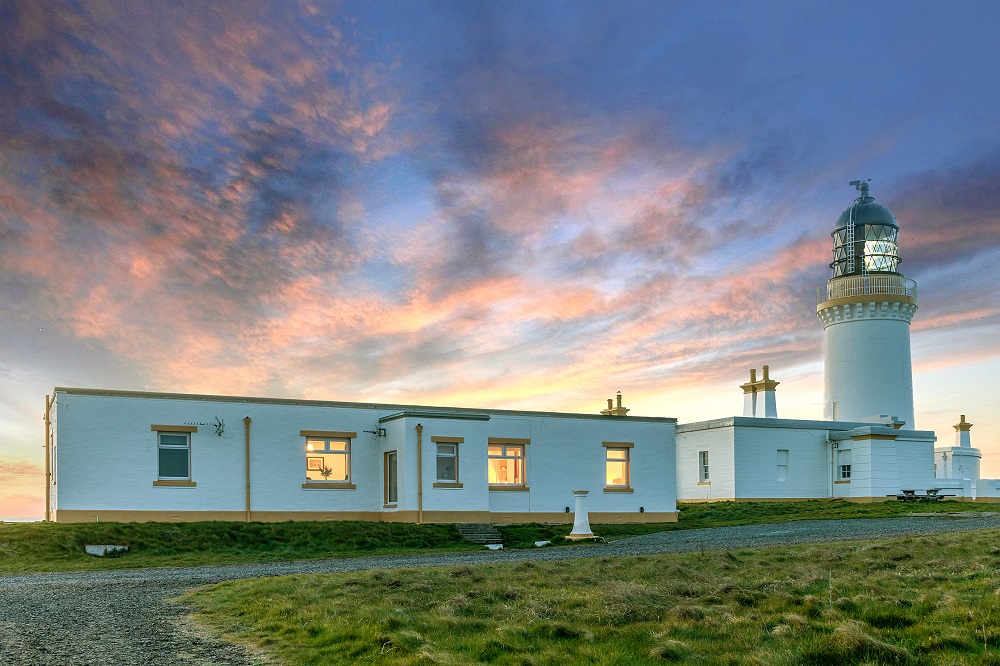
xmin=497 ymin=499 xmax=1000 ymax=548
xmin=1 ymin=500 xmax=995 ymax=573
xmin=0 ymin=520 xmax=477 ymax=573
xmin=184 ymin=529 xmax=1000 ymax=665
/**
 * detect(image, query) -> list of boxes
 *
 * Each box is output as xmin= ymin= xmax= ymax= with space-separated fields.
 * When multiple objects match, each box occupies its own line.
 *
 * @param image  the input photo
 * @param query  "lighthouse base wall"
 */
xmin=821 ymin=308 xmax=915 ymax=428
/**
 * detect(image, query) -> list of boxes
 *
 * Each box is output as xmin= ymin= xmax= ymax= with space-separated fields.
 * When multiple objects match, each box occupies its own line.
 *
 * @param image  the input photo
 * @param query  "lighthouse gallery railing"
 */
xmin=817 ymin=275 xmax=917 ymax=304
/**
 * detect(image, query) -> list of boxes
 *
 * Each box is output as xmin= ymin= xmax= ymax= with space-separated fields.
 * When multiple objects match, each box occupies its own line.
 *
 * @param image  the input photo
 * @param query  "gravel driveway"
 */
xmin=3 ymin=514 xmax=998 ymax=665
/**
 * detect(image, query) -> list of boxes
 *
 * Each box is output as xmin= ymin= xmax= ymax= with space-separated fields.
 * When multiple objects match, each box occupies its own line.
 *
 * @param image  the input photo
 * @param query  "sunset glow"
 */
xmin=2 ymin=1 xmax=1000 ymax=518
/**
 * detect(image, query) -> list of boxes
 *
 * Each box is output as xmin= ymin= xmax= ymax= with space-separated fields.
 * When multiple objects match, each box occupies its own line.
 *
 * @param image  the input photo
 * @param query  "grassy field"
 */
xmin=0 ymin=520 xmax=476 ymax=573
xmin=184 ymin=528 xmax=1000 ymax=665
xmin=1 ymin=500 xmax=996 ymax=573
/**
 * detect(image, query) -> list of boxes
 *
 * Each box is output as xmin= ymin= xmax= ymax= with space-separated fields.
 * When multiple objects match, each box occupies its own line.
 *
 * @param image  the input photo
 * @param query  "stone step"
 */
xmin=455 ymin=523 xmax=503 ymax=545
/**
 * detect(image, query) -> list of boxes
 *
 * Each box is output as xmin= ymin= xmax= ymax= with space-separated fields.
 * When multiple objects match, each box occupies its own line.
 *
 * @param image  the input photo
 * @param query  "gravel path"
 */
xmin=3 ymin=514 xmax=998 ymax=665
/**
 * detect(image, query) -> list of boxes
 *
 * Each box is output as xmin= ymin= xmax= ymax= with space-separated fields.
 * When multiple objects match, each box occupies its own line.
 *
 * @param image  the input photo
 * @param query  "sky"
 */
xmin=2 ymin=1 xmax=999 ymax=519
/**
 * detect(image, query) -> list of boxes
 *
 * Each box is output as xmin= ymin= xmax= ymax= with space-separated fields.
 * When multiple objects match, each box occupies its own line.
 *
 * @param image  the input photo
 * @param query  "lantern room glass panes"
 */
xmin=830 ymin=224 xmax=899 ymax=276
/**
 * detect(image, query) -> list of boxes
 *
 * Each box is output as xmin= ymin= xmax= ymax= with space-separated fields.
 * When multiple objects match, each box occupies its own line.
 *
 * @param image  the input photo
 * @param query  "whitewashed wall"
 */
xmin=51 ymin=389 xmax=676 ymax=521
xmin=731 ymin=424 xmax=831 ymax=499
xmin=675 ymin=421 xmax=735 ymax=500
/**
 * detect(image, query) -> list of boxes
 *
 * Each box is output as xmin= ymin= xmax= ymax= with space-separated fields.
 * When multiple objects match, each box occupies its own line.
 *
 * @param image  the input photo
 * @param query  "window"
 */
xmin=158 ymin=433 xmax=191 ymax=479
xmin=777 ymin=449 xmax=789 ymax=482
xmin=384 ymin=451 xmax=397 ymax=505
xmin=431 ymin=436 xmax=463 ymax=486
xmin=301 ymin=430 xmax=356 ymax=489
xmin=305 ymin=437 xmax=351 ymax=482
xmin=437 ymin=444 xmax=457 ymax=481
xmin=699 ymin=450 xmax=710 ymax=482
xmin=838 ymin=449 xmax=852 ymax=481
xmin=151 ymin=424 xmax=197 ymax=486
xmin=603 ymin=442 xmax=632 ymax=490
xmin=488 ymin=443 xmax=525 ymax=486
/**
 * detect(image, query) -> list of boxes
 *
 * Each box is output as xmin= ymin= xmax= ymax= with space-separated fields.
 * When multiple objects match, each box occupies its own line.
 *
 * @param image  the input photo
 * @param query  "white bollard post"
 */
xmin=566 ymin=490 xmax=595 ymax=540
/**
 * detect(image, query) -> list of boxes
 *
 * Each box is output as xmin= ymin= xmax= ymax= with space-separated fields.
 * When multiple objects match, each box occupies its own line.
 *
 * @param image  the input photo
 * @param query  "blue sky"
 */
xmin=2 ymin=0 xmax=999 ymax=517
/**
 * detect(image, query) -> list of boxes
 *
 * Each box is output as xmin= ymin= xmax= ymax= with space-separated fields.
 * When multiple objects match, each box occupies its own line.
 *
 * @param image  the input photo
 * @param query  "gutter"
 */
xmin=244 ymin=416 xmax=252 ymax=522
xmin=416 ymin=423 xmax=423 ymax=524
xmin=44 ymin=394 xmax=53 ymax=522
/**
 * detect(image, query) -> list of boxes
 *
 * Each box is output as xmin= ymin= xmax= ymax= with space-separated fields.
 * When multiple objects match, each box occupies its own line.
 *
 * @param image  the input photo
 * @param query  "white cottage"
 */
xmin=43 ymin=388 xmax=678 ymax=524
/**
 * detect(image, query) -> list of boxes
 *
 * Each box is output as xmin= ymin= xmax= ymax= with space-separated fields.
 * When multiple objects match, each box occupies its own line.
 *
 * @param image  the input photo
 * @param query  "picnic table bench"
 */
xmin=887 ymin=488 xmax=956 ymax=502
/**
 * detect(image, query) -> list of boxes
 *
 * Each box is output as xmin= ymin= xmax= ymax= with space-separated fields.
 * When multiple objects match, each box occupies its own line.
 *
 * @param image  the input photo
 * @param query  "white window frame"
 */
xmin=699 ymin=450 xmax=710 ymax=482
xmin=151 ymin=424 xmax=197 ymax=486
xmin=488 ymin=438 xmax=528 ymax=488
xmin=840 ymin=464 xmax=852 ymax=480
xmin=776 ymin=449 xmax=789 ymax=482
xmin=431 ymin=436 xmax=463 ymax=487
xmin=301 ymin=430 xmax=357 ymax=488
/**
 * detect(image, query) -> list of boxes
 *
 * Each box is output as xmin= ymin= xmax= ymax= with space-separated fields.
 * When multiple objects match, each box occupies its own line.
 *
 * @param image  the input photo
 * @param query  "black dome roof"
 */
xmin=834 ymin=182 xmax=898 ymax=230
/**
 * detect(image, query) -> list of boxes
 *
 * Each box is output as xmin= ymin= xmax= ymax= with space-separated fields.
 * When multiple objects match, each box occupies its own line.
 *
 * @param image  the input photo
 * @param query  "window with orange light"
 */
xmin=605 ymin=447 xmax=630 ymax=489
xmin=488 ymin=443 xmax=524 ymax=486
xmin=305 ymin=437 xmax=351 ymax=482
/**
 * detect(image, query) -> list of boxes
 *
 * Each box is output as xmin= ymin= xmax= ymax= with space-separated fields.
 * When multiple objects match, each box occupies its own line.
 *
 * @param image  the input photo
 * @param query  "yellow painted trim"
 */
xmin=301 ymin=482 xmax=357 ymax=489
xmin=489 ymin=511 xmax=678 ymax=524
xmin=151 ymin=424 xmax=197 ymax=432
xmin=152 ymin=480 xmax=196 ymax=487
xmin=834 ymin=480 xmax=851 ymax=484
xmin=488 ymin=437 xmax=531 ymax=445
xmin=51 ymin=509 xmax=675 ymax=525
xmin=851 ymin=434 xmax=897 ymax=441
xmin=817 ymin=293 xmax=916 ymax=311
xmin=432 ymin=482 xmax=464 ymax=488
xmin=300 ymin=430 xmax=357 ymax=438
xmin=431 ymin=436 xmax=464 ymax=444
xmin=697 ymin=481 xmax=711 ymax=486
xmin=602 ymin=441 xmax=634 ymax=448
xmin=489 ymin=485 xmax=530 ymax=492
xmin=604 ymin=487 xmax=634 ymax=493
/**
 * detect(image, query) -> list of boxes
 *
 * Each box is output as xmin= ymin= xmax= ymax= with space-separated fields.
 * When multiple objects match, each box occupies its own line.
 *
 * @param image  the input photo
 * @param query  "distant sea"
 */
xmin=0 ymin=517 xmax=42 ymax=523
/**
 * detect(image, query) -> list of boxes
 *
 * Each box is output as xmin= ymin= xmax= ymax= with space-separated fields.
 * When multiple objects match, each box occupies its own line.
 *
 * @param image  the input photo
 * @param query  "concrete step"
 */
xmin=455 ymin=522 xmax=503 ymax=545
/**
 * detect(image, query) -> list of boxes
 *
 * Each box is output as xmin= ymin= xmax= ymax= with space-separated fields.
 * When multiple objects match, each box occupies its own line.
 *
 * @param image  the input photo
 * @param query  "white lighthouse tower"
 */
xmin=816 ymin=181 xmax=918 ymax=428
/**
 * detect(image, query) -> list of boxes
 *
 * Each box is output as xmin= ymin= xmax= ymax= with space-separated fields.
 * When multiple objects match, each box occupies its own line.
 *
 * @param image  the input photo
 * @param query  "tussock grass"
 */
xmin=0 ymin=520 xmax=474 ymax=573
xmin=498 ymin=499 xmax=1000 ymax=547
xmin=185 ymin=528 xmax=1000 ymax=665
xmin=2 ymin=499 xmax=996 ymax=573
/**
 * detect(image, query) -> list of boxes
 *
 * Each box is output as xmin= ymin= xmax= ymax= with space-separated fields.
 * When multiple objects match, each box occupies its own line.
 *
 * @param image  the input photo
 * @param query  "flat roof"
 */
xmin=677 ymin=416 xmax=886 ymax=434
xmin=54 ymin=387 xmax=677 ymax=424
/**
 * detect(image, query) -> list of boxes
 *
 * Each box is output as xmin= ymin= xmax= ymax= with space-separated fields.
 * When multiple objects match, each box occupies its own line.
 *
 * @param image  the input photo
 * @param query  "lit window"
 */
xmin=777 ymin=449 xmax=789 ymax=482
xmin=605 ymin=447 xmax=630 ymax=488
xmin=699 ymin=451 xmax=710 ymax=482
xmin=488 ymin=444 xmax=524 ymax=485
xmin=158 ymin=432 xmax=191 ymax=480
xmin=306 ymin=437 xmax=351 ymax=483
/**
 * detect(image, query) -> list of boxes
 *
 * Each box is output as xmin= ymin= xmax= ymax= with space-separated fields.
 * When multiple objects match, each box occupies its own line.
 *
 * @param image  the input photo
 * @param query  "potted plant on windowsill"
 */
xmin=320 ymin=466 xmax=334 ymax=481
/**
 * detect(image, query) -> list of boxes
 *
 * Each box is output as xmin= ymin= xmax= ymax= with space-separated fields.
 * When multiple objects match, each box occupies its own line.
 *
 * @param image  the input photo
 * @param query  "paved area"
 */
xmin=2 ymin=515 xmax=999 ymax=665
